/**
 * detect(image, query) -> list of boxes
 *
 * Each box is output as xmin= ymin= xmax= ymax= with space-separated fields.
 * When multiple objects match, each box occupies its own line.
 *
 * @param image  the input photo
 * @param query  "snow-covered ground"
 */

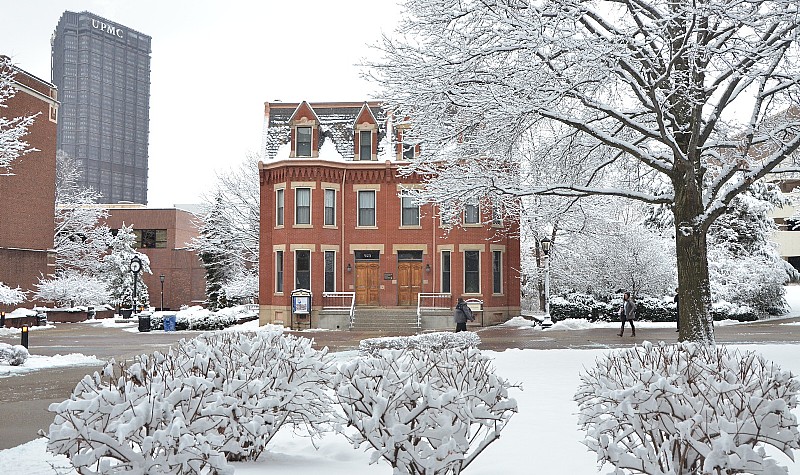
xmin=1 ymin=288 xmax=799 ymax=474
xmin=0 ymin=353 xmax=103 ymax=379
xmin=0 ymin=344 xmax=797 ymax=475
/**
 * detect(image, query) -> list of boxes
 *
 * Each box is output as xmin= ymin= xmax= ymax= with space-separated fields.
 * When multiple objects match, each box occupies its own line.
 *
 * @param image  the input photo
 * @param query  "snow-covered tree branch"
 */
xmin=369 ymin=0 xmax=800 ymax=343
xmin=0 ymin=56 xmax=38 ymax=173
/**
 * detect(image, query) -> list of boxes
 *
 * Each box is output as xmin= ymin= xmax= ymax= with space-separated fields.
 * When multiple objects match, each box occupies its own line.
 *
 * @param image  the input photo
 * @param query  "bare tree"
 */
xmin=0 ymin=56 xmax=38 ymax=173
xmin=369 ymin=0 xmax=800 ymax=343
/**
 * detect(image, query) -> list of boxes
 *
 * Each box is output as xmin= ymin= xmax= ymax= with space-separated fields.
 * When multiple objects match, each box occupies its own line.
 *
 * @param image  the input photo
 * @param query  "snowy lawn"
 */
xmin=0 ymin=352 xmax=103 ymax=379
xmin=1 ymin=343 xmax=797 ymax=474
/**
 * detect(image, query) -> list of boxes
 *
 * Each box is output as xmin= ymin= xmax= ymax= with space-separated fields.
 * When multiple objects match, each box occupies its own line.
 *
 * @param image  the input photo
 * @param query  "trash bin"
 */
xmin=121 ymin=308 xmax=133 ymax=319
xmin=163 ymin=314 xmax=176 ymax=332
xmin=36 ymin=312 xmax=47 ymax=327
xmin=87 ymin=306 xmax=96 ymax=320
xmin=138 ymin=313 xmax=151 ymax=332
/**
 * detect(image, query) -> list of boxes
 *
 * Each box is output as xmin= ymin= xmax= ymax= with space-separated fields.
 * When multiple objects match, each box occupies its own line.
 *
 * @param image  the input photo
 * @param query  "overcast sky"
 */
xmin=0 ymin=0 xmax=400 ymax=207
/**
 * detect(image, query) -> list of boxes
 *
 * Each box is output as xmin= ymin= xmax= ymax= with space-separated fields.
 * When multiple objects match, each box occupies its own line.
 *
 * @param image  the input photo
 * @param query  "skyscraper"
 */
xmin=52 ymin=11 xmax=151 ymax=204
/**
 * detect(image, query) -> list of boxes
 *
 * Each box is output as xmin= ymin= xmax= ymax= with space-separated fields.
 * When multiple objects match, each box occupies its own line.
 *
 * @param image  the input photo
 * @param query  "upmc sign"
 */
xmin=91 ymin=19 xmax=124 ymax=39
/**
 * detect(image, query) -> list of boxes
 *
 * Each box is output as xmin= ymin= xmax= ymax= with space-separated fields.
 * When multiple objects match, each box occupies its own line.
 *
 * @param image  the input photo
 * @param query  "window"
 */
xmin=401 ymin=193 xmax=420 ymax=226
xmin=441 ymin=251 xmax=451 ymax=293
xmin=464 ymin=250 xmax=480 ymax=293
xmin=276 ymin=251 xmax=284 ymax=293
xmin=324 ymin=251 xmax=335 ymax=292
xmin=358 ymin=190 xmax=376 ymax=227
xmin=134 ymin=229 xmax=167 ymax=248
xmin=276 ymin=188 xmax=284 ymax=226
xmin=464 ymin=203 xmax=480 ymax=224
xmin=493 ymin=250 xmax=502 ymax=294
xmin=359 ymin=130 xmax=372 ymax=160
xmin=295 ymin=250 xmax=310 ymax=290
xmin=492 ymin=205 xmax=503 ymax=226
xmin=296 ymin=126 xmax=312 ymax=157
xmin=402 ymin=142 xmax=415 ymax=160
xmin=295 ymin=188 xmax=311 ymax=225
xmin=324 ymin=189 xmax=336 ymax=226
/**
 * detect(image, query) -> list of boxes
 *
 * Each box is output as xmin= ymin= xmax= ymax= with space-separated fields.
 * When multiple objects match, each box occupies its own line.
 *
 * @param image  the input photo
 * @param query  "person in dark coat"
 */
xmin=454 ymin=297 xmax=474 ymax=332
xmin=674 ymin=288 xmax=679 ymax=333
xmin=617 ymin=292 xmax=636 ymax=337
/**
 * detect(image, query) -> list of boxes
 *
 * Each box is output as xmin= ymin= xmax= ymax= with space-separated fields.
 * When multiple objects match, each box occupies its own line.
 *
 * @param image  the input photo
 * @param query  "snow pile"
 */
xmin=334 ymin=347 xmax=518 ymax=474
xmin=0 ymin=342 xmax=29 ymax=366
xmin=358 ymin=331 xmax=481 ymax=356
xmin=575 ymin=341 xmax=800 ymax=474
xmin=550 ymin=318 xmax=594 ymax=331
xmin=43 ymin=330 xmax=337 ymax=474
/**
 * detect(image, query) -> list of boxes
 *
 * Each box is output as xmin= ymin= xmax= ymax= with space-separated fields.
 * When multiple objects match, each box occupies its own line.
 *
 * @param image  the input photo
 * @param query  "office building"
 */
xmin=52 ymin=11 xmax=151 ymax=204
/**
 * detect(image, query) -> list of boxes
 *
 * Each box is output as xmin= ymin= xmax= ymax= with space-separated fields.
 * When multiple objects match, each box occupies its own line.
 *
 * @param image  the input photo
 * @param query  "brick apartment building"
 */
xmin=0 ymin=57 xmax=58 ymax=312
xmin=102 ymin=204 xmax=206 ymax=310
xmin=258 ymin=101 xmax=521 ymax=329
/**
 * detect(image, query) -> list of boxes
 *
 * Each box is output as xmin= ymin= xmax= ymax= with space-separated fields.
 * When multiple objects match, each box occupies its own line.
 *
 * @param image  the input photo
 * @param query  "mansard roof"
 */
xmin=263 ymin=101 xmax=388 ymax=161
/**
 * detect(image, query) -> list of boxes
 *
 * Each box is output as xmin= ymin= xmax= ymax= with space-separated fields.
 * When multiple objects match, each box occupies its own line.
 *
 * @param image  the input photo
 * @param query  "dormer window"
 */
xmin=296 ymin=127 xmax=312 ymax=157
xmin=359 ymin=130 xmax=373 ymax=160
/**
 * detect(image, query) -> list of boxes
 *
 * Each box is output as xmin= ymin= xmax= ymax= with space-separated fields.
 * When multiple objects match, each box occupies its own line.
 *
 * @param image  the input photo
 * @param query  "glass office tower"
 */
xmin=52 ymin=11 xmax=151 ymax=204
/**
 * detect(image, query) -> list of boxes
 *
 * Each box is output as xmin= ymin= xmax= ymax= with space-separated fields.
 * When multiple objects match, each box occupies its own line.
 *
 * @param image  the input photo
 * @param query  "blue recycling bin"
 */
xmin=163 ymin=314 xmax=176 ymax=332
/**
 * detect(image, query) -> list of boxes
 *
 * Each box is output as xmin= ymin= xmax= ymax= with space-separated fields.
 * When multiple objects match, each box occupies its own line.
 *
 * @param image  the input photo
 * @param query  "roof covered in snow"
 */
xmin=262 ymin=101 xmax=391 ymax=162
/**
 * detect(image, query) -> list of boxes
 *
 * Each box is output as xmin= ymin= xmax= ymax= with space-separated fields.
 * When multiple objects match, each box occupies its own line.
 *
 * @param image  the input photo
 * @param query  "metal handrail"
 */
xmin=417 ymin=292 xmax=452 ymax=328
xmin=322 ymin=291 xmax=356 ymax=328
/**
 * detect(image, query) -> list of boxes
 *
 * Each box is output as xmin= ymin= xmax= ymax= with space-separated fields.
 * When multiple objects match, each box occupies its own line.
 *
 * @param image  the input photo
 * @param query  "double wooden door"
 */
xmin=355 ymin=262 xmax=380 ymax=306
xmin=397 ymin=262 xmax=423 ymax=306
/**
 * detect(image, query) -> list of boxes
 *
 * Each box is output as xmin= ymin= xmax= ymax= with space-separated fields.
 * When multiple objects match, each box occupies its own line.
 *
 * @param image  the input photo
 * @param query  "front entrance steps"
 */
xmin=349 ymin=307 xmax=421 ymax=333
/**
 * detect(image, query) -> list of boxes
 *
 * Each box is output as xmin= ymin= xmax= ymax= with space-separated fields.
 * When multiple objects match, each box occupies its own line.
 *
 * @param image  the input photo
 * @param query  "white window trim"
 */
xmin=294 ymin=187 xmax=312 ymax=227
xmin=492 ymin=250 xmax=503 ymax=295
xmin=324 ymin=188 xmax=337 ymax=228
xmin=295 ymin=249 xmax=312 ymax=292
xmin=400 ymin=192 xmax=421 ymax=228
xmin=357 ymin=189 xmax=377 ymax=228
xmin=275 ymin=250 xmax=284 ymax=295
xmin=295 ymin=126 xmax=313 ymax=157
xmin=324 ymin=250 xmax=336 ymax=292
xmin=464 ymin=203 xmax=481 ymax=226
xmin=463 ymin=250 xmax=481 ymax=295
xmin=275 ymin=187 xmax=285 ymax=229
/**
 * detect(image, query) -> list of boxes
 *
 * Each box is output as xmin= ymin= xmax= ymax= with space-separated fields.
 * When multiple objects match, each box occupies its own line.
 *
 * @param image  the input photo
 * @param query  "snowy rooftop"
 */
xmin=262 ymin=101 xmax=390 ymax=162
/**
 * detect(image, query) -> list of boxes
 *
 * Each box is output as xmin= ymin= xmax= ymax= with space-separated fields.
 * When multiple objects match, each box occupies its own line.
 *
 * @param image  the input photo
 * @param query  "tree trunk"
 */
xmin=673 ymin=170 xmax=715 ymax=344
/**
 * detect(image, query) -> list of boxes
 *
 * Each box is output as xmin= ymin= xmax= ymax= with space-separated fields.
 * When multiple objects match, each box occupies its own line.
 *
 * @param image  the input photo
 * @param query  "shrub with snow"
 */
xmin=0 ymin=342 xmax=29 ymax=366
xmin=358 ymin=331 xmax=481 ymax=356
xmin=335 ymin=347 xmax=518 ymax=474
xmin=0 ymin=281 xmax=25 ymax=305
xmin=575 ymin=341 xmax=800 ymax=475
xmin=148 ymin=305 xmax=242 ymax=331
xmin=44 ymin=330 xmax=338 ymax=473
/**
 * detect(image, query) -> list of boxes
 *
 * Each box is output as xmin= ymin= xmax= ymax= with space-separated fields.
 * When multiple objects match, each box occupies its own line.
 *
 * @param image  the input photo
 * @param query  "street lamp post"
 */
xmin=129 ymin=256 xmax=142 ymax=318
xmin=541 ymin=237 xmax=553 ymax=328
xmin=159 ymin=274 xmax=165 ymax=311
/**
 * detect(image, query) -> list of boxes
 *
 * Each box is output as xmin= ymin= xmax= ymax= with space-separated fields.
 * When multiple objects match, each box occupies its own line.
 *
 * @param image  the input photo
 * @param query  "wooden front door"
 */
xmin=398 ymin=262 xmax=424 ymax=306
xmin=355 ymin=262 xmax=379 ymax=305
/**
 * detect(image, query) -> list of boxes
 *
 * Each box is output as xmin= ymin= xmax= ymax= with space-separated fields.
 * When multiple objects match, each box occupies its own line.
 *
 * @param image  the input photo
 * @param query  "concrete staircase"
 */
xmin=350 ymin=307 xmax=421 ymax=333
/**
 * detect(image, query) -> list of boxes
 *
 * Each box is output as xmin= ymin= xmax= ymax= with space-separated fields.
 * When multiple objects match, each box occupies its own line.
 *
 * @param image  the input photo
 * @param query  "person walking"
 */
xmin=674 ymin=288 xmax=680 ymax=333
xmin=617 ymin=292 xmax=636 ymax=337
xmin=454 ymin=297 xmax=474 ymax=332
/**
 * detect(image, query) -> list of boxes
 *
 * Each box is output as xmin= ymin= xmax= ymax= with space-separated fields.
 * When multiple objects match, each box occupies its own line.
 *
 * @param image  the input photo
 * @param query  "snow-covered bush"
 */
xmin=550 ymin=293 xmax=758 ymax=322
xmin=358 ymin=331 xmax=481 ymax=356
xmin=575 ymin=341 xmax=800 ymax=475
xmin=44 ymin=330 xmax=338 ymax=473
xmin=335 ymin=347 xmax=518 ymax=474
xmin=0 ymin=342 xmax=29 ymax=366
xmin=148 ymin=306 xmax=240 ymax=331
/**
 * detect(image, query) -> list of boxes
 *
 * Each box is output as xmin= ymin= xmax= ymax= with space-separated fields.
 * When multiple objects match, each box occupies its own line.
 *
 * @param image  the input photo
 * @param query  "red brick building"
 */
xmin=102 ymin=204 xmax=206 ymax=310
xmin=0 ymin=57 xmax=58 ymax=311
xmin=258 ymin=101 xmax=520 ymax=329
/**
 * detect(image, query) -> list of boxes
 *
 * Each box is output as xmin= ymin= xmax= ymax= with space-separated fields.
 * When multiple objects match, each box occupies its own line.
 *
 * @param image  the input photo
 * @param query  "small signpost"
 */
xmin=291 ymin=289 xmax=312 ymax=330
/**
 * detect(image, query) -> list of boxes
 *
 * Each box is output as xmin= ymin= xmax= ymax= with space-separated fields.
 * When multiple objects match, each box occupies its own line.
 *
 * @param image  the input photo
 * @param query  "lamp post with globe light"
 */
xmin=541 ymin=237 xmax=553 ymax=329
